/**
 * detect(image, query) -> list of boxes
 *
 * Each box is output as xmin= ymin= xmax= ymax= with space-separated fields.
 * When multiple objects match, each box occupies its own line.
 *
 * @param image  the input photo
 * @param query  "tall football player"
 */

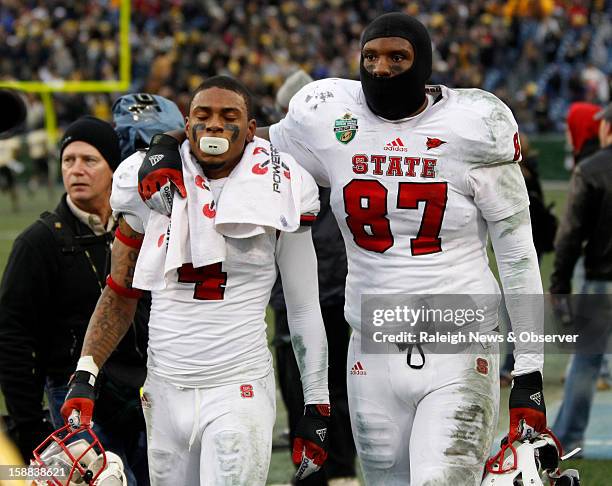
xmin=137 ymin=14 xmax=546 ymax=485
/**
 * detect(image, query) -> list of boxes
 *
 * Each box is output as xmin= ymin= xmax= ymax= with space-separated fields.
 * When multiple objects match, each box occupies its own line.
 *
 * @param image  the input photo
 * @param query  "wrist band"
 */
xmin=300 ymin=214 xmax=317 ymax=226
xmin=106 ymin=275 xmax=143 ymax=299
xmin=114 ymin=227 xmax=143 ymax=249
xmin=76 ymin=356 xmax=99 ymax=378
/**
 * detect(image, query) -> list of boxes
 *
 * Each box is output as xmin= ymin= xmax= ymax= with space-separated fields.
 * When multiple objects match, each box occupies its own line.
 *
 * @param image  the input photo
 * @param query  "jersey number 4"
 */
xmin=343 ymin=180 xmax=448 ymax=255
xmin=178 ymin=263 xmax=227 ymax=300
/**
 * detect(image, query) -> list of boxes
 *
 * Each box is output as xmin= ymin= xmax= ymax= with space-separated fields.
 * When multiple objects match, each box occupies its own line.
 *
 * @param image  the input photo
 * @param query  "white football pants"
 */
xmin=141 ymin=371 xmax=276 ymax=486
xmin=347 ymin=331 xmax=500 ymax=486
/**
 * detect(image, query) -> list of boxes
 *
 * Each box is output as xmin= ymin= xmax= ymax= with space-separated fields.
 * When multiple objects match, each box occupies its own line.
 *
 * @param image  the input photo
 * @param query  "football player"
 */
xmin=137 ymin=14 xmax=546 ymax=485
xmin=61 ymin=76 xmax=330 ymax=485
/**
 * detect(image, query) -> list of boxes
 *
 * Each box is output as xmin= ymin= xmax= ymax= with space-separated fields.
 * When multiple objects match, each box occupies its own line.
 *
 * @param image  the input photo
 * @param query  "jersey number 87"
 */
xmin=343 ymin=180 xmax=448 ymax=256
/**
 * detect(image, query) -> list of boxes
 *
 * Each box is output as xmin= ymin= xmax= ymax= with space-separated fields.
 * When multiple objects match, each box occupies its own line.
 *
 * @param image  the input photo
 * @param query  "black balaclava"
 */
xmin=360 ymin=13 xmax=432 ymax=120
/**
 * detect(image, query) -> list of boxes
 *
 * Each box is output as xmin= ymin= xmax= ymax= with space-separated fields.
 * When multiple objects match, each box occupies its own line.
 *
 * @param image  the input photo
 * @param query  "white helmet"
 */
xmin=31 ymin=424 xmax=127 ymax=486
xmin=482 ymin=430 xmax=581 ymax=486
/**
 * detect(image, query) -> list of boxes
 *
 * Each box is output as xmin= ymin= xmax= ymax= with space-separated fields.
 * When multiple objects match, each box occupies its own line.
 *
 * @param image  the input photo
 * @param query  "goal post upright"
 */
xmin=0 ymin=0 xmax=131 ymax=182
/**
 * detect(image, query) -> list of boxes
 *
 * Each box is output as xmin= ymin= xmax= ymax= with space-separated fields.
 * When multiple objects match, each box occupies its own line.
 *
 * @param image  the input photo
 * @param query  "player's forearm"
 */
xmin=277 ymin=229 xmax=329 ymax=404
xmin=287 ymin=303 xmax=329 ymax=404
xmin=81 ymin=217 xmax=143 ymax=368
xmin=81 ymin=287 xmax=137 ymax=368
xmin=488 ymin=209 xmax=544 ymax=374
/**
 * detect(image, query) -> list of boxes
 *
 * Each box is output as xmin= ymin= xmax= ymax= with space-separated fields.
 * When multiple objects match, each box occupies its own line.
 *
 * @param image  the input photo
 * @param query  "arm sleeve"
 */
xmin=549 ymin=167 xmax=593 ymax=293
xmin=110 ymin=152 xmax=151 ymax=233
xmin=276 ymin=228 xmax=329 ymax=404
xmin=269 ymin=84 xmax=331 ymax=187
xmin=488 ymin=208 xmax=544 ymax=375
xmin=297 ymin=162 xmax=321 ymax=227
xmin=0 ymin=236 xmax=49 ymax=425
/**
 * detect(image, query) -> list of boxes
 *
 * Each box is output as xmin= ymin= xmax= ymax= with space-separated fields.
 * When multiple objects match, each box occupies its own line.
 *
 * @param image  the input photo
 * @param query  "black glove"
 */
xmin=509 ymin=371 xmax=547 ymax=443
xmin=138 ymin=133 xmax=186 ymax=216
xmin=60 ymin=370 xmax=97 ymax=428
xmin=292 ymin=404 xmax=331 ymax=480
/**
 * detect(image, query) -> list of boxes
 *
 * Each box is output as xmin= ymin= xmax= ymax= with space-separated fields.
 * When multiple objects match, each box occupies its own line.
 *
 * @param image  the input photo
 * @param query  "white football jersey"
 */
xmin=270 ymin=79 xmax=529 ymax=331
xmin=111 ymin=149 xmax=319 ymax=387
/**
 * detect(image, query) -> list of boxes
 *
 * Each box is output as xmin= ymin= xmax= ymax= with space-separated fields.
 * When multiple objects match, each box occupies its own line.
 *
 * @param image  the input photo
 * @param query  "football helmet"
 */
xmin=482 ymin=429 xmax=581 ymax=486
xmin=112 ymin=92 xmax=185 ymax=161
xmin=31 ymin=424 xmax=126 ymax=486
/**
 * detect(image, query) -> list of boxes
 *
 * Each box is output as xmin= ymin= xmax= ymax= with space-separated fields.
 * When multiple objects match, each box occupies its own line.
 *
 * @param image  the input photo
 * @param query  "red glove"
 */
xmin=138 ymin=133 xmax=186 ymax=216
xmin=508 ymin=371 xmax=546 ymax=443
xmin=60 ymin=370 xmax=96 ymax=428
xmin=292 ymin=404 xmax=331 ymax=480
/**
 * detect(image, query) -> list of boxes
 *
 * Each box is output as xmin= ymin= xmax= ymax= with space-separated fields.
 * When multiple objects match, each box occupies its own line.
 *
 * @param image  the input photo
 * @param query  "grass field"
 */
xmin=1 ymin=184 xmax=611 ymax=484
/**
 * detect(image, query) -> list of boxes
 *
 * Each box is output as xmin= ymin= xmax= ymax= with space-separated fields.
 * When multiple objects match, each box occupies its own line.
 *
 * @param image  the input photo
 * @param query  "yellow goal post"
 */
xmin=0 ymin=0 xmax=131 ymax=173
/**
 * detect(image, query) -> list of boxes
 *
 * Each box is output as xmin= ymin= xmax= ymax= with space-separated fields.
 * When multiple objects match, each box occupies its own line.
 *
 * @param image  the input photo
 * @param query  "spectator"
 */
xmin=550 ymin=102 xmax=612 ymax=453
xmin=0 ymin=117 xmax=150 ymax=485
xmin=582 ymin=62 xmax=610 ymax=104
xmin=1 ymin=1 xmax=608 ymax=132
xmin=566 ymin=102 xmax=603 ymax=167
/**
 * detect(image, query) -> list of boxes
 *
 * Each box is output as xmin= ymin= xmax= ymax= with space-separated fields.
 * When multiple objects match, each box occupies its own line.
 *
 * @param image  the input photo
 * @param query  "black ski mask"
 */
xmin=360 ymin=13 xmax=432 ymax=120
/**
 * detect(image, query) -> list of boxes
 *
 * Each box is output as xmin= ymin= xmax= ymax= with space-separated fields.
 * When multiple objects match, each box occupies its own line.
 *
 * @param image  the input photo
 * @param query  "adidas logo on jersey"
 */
xmin=530 ymin=392 xmax=542 ymax=406
xmin=384 ymin=137 xmax=408 ymax=152
xmin=350 ymin=361 xmax=366 ymax=375
xmin=148 ymin=154 xmax=164 ymax=166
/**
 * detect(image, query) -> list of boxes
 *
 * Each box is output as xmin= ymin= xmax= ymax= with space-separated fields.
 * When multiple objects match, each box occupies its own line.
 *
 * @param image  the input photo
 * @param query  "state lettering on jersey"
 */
xmin=352 ymin=154 xmax=437 ymax=179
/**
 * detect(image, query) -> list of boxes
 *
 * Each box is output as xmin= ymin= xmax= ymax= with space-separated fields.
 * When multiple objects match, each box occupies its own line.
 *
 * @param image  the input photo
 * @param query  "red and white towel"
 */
xmin=133 ymin=137 xmax=303 ymax=290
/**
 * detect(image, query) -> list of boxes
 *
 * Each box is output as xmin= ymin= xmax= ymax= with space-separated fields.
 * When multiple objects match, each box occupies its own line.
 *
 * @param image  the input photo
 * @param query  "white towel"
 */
xmin=134 ymin=137 xmax=303 ymax=291
xmin=215 ymin=137 xmax=302 ymax=237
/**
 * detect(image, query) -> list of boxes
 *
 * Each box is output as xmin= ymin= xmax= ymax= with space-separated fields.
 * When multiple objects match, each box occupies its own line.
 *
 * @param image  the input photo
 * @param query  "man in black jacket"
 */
xmin=0 ymin=116 xmax=149 ymax=485
xmin=551 ymin=102 xmax=612 ymax=452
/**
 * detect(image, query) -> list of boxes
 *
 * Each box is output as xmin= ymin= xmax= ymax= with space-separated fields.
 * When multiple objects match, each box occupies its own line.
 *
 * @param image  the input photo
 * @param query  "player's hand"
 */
xmin=60 ymin=370 xmax=96 ymax=429
xmin=508 ymin=371 xmax=546 ymax=443
xmin=550 ymin=293 xmax=572 ymax=326
xmin=292 ymin=404 xmax=331 ymax=480
xmin=138 ymin=133 xmax=185 ymax=216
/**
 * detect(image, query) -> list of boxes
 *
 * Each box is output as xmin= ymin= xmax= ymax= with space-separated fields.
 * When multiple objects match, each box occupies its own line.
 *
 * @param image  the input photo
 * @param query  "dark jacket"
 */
xmin=522 ymin=156 xmax=557 ymax=256
xmin=550 ymin=146 xmax=612 ymax=293
xmin=270 ymin=187 xmax=347 ymax=310
xmin=0 ymin=194 xmax=149 ymax=451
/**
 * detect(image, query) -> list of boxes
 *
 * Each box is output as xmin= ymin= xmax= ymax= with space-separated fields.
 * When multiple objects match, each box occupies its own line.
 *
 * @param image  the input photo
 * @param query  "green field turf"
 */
xmin=1 ymin=184 xmax=611 ymax=484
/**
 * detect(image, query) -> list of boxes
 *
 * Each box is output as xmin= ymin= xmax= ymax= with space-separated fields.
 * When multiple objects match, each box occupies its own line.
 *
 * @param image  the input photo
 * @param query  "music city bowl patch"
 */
xmin=334 ymin=113 xmax=358 ymax=144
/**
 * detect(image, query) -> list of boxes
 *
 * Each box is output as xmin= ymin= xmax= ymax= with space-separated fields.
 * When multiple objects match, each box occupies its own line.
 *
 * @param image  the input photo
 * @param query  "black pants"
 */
xmin=275 ymin=304 xmax=356 ymax=484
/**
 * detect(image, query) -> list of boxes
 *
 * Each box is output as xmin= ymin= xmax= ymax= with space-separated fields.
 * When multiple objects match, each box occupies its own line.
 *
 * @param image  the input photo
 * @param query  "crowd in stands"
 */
xmin=0 ymin=0 xmax=610 ymax=133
